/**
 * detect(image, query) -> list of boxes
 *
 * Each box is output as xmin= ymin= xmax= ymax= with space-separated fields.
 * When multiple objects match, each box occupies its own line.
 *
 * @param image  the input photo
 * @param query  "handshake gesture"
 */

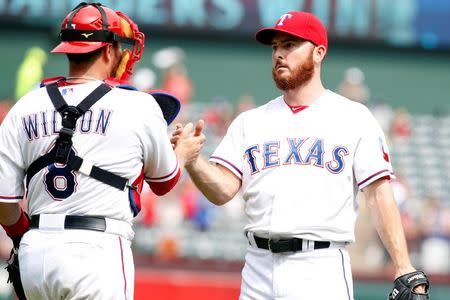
xmin=171 ymin=120 xmax=206 ymax=167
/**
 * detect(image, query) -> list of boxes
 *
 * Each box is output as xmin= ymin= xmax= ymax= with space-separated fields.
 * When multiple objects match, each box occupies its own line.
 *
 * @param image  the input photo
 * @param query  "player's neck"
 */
xmin=68 ymin=61 xmax=110 ymax=83
xmin=65 ymin=75 xmax=103 ymax=83
xmin=67 ymin=70 xmax=105 ymax=83
xmin=282 ymin=78 xmax=326 ymax=106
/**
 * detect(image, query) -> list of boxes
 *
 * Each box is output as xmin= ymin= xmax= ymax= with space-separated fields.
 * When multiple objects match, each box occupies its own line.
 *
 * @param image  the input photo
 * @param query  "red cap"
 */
xmin=256 ymin=11 xmax=328 ymax=49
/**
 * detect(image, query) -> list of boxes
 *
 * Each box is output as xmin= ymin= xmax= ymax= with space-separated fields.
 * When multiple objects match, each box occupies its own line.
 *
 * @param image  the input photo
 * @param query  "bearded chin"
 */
xmin=272 ymin=56 xmax=315 ymax=91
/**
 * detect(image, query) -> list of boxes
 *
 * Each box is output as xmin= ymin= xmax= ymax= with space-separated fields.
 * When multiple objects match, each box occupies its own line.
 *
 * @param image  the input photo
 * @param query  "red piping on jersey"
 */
xmin=357 ymin=169 xmax=391 ymax=186
xmin=149 ymin=168 xmax=181 ymax=196
xmin=118 ymin=237 xmax=128 ymax=300
xmin=210 ymin=156 xmax=243 ymax=176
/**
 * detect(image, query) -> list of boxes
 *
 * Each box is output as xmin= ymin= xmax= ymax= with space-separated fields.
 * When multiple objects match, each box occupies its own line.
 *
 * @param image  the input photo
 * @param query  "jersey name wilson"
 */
xmin=22 ymin=109 xmax=113 ymax=141
xmin=244 ymin=138 xmax=349 ymax=175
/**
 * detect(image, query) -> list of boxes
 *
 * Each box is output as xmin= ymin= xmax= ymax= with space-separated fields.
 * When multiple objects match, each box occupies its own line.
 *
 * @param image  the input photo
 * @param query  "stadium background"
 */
xmin=0 ymin=0 xmax=449 ymax=299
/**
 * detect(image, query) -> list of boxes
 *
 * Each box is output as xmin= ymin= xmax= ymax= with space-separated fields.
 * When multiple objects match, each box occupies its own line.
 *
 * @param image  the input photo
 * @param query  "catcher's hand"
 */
xmin=388 ymin=271 xmax=429 ymax=300
xmin=5 ymin=243 xmax=27 ymax=300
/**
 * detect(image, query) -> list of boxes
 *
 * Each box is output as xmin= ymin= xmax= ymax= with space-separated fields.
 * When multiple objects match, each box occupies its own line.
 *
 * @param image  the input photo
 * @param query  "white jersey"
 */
xmin=0 ymin=81 xmax=179 ymax=225
xmin=210 ymin=90 xmax=394 ymax=242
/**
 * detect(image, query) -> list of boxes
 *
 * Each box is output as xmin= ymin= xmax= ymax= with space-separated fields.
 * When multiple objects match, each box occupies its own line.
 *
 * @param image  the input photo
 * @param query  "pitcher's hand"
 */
xmin=173 ymin=120 xmax=205 ymax=166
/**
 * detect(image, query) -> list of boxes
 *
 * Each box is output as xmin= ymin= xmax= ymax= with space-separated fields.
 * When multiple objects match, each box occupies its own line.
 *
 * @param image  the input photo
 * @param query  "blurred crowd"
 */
xmin=0 ymin=48 xmax=449 ymax=300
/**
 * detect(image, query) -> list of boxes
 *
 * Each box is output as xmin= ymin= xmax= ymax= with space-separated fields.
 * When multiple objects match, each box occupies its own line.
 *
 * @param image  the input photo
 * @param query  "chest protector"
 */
xmin=26 ymin=81 xmax=132 ymax=194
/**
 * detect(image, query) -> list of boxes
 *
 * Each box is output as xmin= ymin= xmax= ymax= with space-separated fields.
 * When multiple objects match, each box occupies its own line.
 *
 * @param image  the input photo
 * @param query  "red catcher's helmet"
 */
xmin=52 ymin=2 xmax=145 ymax=80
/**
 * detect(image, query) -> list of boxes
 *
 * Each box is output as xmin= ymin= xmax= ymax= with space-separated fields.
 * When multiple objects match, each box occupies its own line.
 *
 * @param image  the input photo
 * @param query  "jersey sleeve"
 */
xmin=0 ymin=107 xmax=26 ymax=202
xmin=139 ymin=97 xmax=179 ymax=192
xmin=353 ymin=107 xmax=395 ymax=190
xmin=209 ymin=114 xmax=244 ymax=179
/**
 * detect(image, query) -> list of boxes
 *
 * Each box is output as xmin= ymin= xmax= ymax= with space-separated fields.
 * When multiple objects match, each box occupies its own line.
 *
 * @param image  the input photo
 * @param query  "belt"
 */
xmin=30 ymin=215 xmax=106 ymax=232
xmin=253 ymin=235 xmax=331 ymax=253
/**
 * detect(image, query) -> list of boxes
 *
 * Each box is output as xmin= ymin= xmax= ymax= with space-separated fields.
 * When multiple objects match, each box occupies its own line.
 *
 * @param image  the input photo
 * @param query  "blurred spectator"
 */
xmin=152 ymin=185 xmax=184 ymax=261
xmin=152 ymin=47 xmax=185 ymax=70
xmin=15 ymin=46 xmax=47 ymax=101
xmin=152 ymin=47 xmax=193 ymax=104
xmin=370 ymin=98 xmax=395 ymax=134
xmin=418 ymin=195 xmax=450 ymax=273
xmin=131 ymin=67 xmax=157 ymax=91
xmin=192 ymin=194 xmax=217 ymax=232
xmin=203 ymin=96 xmax=234 ymax=136
xmin=161 ymin=64 xmax=193 ymax=105
xmin=179 ymin=178 xmax=200 ymax=221
xmin=235 ymin=94 xmax=256 ymax=116
xmin=137 ymin=184 xmax=157 ymax=226
xmin=337 ymin=67 xmax=370 ymax=104
xmin=155 ymin=235 xmax=180 ymax=261
xmin=390 ymin=107 xmax=412 ymax=141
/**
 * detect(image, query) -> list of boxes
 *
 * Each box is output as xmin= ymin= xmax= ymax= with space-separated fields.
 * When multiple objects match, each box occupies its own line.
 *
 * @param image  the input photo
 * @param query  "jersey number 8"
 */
xmin=44 ymin=163 xmax=77 ymax=200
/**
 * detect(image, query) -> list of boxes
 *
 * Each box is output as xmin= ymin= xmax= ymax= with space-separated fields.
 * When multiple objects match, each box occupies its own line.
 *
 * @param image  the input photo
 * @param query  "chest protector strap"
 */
xmin=26 ymin=83 xmax=129 ymax=191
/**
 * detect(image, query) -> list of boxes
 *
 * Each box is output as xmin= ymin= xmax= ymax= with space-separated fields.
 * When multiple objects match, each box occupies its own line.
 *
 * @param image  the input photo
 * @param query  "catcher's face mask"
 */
xmin=52 ymin=2 xmax=145 ymax=81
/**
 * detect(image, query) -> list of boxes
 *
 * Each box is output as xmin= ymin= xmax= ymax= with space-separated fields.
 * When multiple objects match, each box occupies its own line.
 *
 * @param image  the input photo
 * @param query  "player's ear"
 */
xmin=101 ymin=44 xmax=112 ymax=62
xmin=313 ymin=45 xmax=327 ymax=64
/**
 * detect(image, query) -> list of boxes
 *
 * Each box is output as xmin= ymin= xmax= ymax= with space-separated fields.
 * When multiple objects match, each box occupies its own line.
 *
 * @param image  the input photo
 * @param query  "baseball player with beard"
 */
xmin=172 ymin=11 xmax=429 ymax=300
xmin=0 ymin=2 xmax=202 ymax=299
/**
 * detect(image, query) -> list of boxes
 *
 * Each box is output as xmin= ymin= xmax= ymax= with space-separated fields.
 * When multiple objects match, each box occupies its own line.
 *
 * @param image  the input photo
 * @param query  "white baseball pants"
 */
xmin=239 ymin=245 xmax=354 ymax=300
xmin=19 ymin=229 xmax=134 ymax=300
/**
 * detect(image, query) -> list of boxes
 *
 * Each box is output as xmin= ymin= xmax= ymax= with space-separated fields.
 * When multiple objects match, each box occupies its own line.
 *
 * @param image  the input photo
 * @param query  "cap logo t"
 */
xmin=277 ymin=13 xmax=292 ymax=26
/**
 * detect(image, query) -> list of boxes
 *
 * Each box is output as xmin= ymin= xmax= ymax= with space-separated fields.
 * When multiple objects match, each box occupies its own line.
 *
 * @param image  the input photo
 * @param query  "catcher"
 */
xmin=0 ymin=2 xmax=202 ymax=299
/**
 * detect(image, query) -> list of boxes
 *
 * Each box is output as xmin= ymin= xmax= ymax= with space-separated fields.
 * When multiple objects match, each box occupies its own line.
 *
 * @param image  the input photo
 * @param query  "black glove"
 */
xmin=10 ymin=235 xmax=22 ymax=250
xmin=2 ymin=211 xmax=29 ymax=300
xmin=5 ymin=234 xmax=27 ymax=300
xmin=5 ymin=248 xmax=27 ymax=300
xmin=388 ymin=271 xmax=430 ymax=300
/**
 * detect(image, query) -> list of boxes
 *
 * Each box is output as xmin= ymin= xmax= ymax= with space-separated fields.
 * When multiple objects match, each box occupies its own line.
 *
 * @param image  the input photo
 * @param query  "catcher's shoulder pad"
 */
xmin=389 ymin=271 xmax=429 ymax=300
xmin=148 ymin=90 xmax=181 ymax=125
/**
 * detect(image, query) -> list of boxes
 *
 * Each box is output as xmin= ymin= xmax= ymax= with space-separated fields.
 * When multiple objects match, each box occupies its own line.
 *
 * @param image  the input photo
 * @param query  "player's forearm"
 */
xmin=186 ymin=156 xmax=239 ymax=206
xmin=0 ymin=203 xmax=21 ymax=226
xmin=364 ymin=180 xmax=413 ymax=276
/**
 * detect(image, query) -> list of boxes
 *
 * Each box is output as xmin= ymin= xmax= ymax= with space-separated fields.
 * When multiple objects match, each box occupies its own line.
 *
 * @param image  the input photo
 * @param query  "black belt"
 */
xmin=30 ymin=215 xmax=106 ymax=232
xmin=253 ymin=235 xmax=331 ymax=253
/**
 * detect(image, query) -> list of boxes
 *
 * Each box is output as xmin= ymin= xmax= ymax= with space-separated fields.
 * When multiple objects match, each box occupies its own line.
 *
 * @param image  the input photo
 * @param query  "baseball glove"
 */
xmin=388 ymin=271 xmax=429 ymax=300
xmin=5 ymin=237 xmax=27 ymax=300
